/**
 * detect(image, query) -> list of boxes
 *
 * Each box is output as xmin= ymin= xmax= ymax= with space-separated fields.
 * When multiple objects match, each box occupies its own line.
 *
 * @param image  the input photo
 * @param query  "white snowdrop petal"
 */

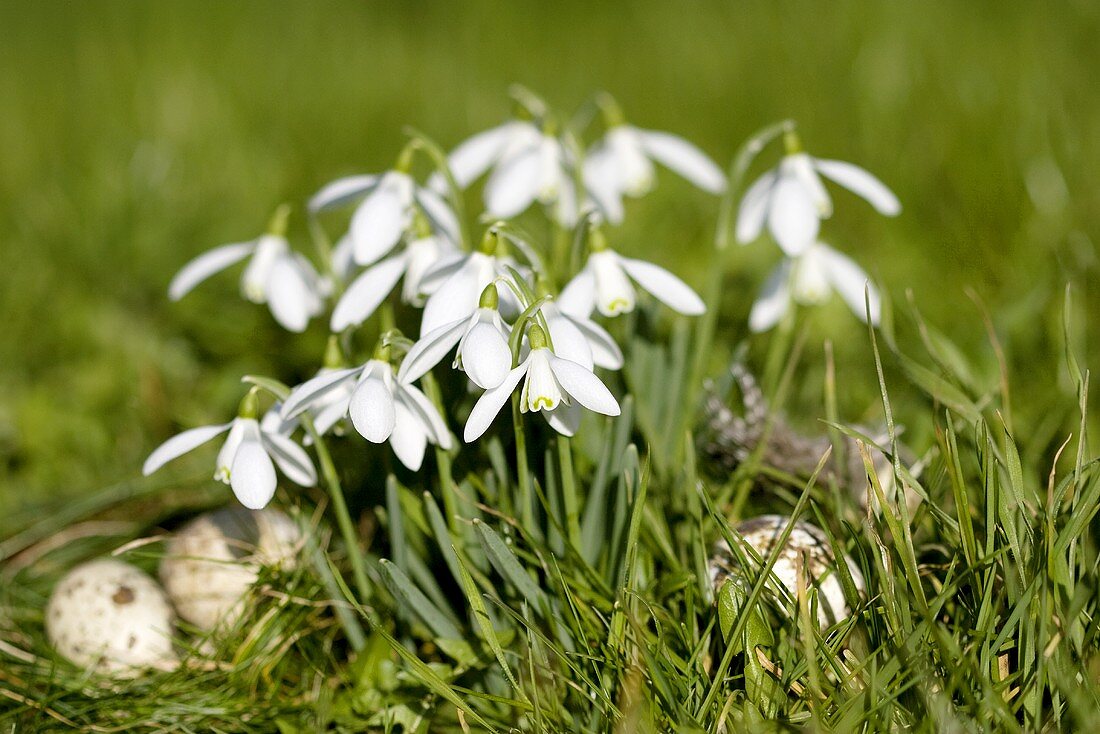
xmin=349 ymin=374 xmax=396 ymax=443
xmin=461 ymin=321 xmax=513 ymax=389
xmin=396 ymin=383 xmax=454 ymax=450
xmin=414 ymin=187 xmax=461 ymax=246
xmin=735 ymin=171 xmax=776 ymax=244
xmin=261 ymin=432 xmax=317 ymax=487
xmin=618 ymin=256 xmax=705 ymax=315
xmin=443 ymin=123 xmax=516 ymax=188
xmin=389 ymin=402 xmax=428 ymax=471
xmin=546 ymin=314 xmax=593 ymax=371
xmin=143 ymin=423 xmax=232 ymax=476
xmin=398 ymin=318 xmax=468 ymax=385
xmin=416 ymin=250 xmax=467 ymax=295
xmin=557 ymin=268 xmax=598 ymax=318
xmin=748 ymin=261 xmax=793 ymax=333
xmin=590 ymin=252 xmax=637 ymax=317
xmin=524 ymin=351 xmax=563 ymax=412
xmin=309 ymin=175 xmax=379 ymax=212
xmin=329 ymin=235 xmax=357 ymax=281
xmin=281 ymin=367 xmax=361 ymax=420
xmin=548 ymin=356 xmax=620 ymax=416
xmin=767 ymin=177 xmax=820 ymax=256
xmin=787 ymin=153 xmax=832 ymax=217
xmin=819 ymin=245 xmax=881 ymax=324
xmin=350 ymin=174 xmax=411 ymax=265
xmin=545 ymin=402 xmax=583 ymax=437
xmin=568 ymin=315 xmax=624 ymax=370
xmin=464 ymin=362 xmax=528 ymax=442
xmin=230 ymin=440 xmax=278 ymax=510
xmin=420 ymin=255 xmax=490 ymax=336
xmin=266 ymin=257 xmax=317 ymax=333
xmin=814 ymin=158 xmax=901 ymax=216
xmin=484 ymin=144 xmax=543 ymax=218
xmin=168 ymin=242 xmax=257 ymax=301
xmin=637 ymin=129 xmax=726 ymax=193
xmin=311 ymin=399 xmax=350 ymax=437
xmin=330 ymin=254 xmax=408 ymax=331
xmin=582 ymin=148 xmax=626 ymax=224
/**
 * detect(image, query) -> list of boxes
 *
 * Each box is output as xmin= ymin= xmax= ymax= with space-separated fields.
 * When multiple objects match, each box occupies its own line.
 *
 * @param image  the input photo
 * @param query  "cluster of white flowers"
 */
xmin=143 ymin=94 xmax=900 ymax=511
xmin=737 ymin=128 xmax=900 ymax=332
xmin=144 ymin=91 xmax=728 ymax=508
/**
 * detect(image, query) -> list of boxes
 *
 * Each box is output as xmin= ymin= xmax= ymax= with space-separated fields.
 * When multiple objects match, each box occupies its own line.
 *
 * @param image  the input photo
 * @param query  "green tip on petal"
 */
xmin=268 ymin=203 xmax=292 ymax=237
xmin=783 ymin=128 xmax=803 ymax=156
xmin=478 ymin=226 xmax=502 ymax=255
xmin=528 ymin=323 xmax=549 ymax=350
xmin=373 ymin=341 xmax=392 ymax=363
xmin=596 ymin=91 xmax=625 ymax=128
xmin=239 ymin=388 xmax=261 ymax=420
xmin=588 ymin=225 xmax=609 ymax=253
xmin=478 ymin=283 xmax=499 ymax=309
xmin=395 ymin=140 xmax=420 ymax=173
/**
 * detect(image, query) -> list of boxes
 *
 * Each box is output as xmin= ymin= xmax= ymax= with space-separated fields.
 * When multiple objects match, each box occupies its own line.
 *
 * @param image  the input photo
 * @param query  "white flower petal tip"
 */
xmin=637 ymin=129 xmax=726 ymax=194
xmin=168 ymin=242 xmax=257 ymax=301
xmin=230 ymin=441 xmax=278 ymax=510
xmin=142 ymin=423 xmax=232 ymax=476
xmin=813 ymin=159 xmax=901 ymax=216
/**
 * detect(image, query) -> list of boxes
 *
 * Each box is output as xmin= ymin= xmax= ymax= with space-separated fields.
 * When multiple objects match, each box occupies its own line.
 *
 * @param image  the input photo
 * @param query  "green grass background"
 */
xmin=1 ymin=1 xmax=1098 ymax=513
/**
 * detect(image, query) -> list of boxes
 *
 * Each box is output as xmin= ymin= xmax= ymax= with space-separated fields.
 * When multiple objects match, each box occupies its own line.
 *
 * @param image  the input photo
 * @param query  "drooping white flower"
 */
xmin=558 ymin=233 xmax=705 ymax=318
xmin=281 ymin=357 xmax=452 ymax=471
xmin=309 ymin=169 xmax=460 ymax=267
xmin=168 ymin=232 xmax=328 ymax=333
xmin=749 ymin=241 xmax=881 ymax=332
xmin=540 ymin=300 xmax=623 ymax=371
xmin=399 ymin=284 xmax=512 ymax=389
xmin=736 ymin=150 xmax=901 ymax=256
xmin=428 ymin=119 xmax=543 ymax=192
xmin=583 ymin=124 xmax=726 ymax=224
xmin=483 ymin=130 xmax=574 ymax=222
xmin=464 ymin=325 xmax=620 ymax=442
xmin=330 ymin=230 xmax=457 ymax=331
xmin=417 ymin=234 xmax=521 ymax=337
xmin=143 ymin=394 xmax=317 ymax=510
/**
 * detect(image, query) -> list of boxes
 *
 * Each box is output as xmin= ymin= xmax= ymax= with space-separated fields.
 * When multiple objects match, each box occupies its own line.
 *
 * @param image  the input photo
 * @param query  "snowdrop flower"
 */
xmin=464 ymin=325 xmax=620 ymax=442
xmin=309 ymin=161 xmax=460 ymax=267
xmin=281 ymin=351 xmax=452 ymax=471
xmin=399 ymin=284 xmax=512 ymax=389
xmin=483 ymin=125 xmax=574 ymax=222
xmin=168 ymin=211 xmax=328 ymax=333
xmin=749 ymin=241 xmax=881 ymax=332
xmin=418 ymin=229 xmax=521 ymax=337
xmin=583 ymin=102 xmax=725 ymax=223
xmin=558 ymin=230 xmax=705 ymax=318
xmin=536 ymin=277 xmax=623 ymax=370
xmin=736 ymin=137 xmax=901 ymax=256
xmin=428 ymin=118 xmax=543 ymax=192
xmin=330 ymin=215 xmax=458 ymax=331
xmin=142 ymin=391 xmax=316 ymax=510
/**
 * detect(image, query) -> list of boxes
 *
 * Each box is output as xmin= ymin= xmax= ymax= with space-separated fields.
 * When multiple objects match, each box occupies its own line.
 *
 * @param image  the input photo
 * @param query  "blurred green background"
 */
xmin=1 ymin=1 xmax=1098 ymax=514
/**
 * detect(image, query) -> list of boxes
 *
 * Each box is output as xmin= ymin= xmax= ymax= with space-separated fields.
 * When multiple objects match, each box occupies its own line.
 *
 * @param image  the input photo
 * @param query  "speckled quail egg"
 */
xmin=159 ymin=506 xmax=302 ymax=631
xmin=46 ymin=558 xmax=178 ymax=676
xmin=709 ymin=515 xmax=865 ymax=628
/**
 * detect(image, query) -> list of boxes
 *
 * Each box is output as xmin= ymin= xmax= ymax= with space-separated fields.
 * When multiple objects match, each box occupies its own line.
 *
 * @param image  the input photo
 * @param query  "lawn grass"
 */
xmin=2 ymin=2 xmax=1100 ymax=731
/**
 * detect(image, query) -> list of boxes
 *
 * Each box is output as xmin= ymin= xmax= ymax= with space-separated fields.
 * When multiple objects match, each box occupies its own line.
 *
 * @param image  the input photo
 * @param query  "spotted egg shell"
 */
xmin=158 ymin=506 xmax=302 ymax=631
xmin=46 ymin=558 xmax=177 ymax=676
xmin=709 ymin=515 xmax=865 ymax=628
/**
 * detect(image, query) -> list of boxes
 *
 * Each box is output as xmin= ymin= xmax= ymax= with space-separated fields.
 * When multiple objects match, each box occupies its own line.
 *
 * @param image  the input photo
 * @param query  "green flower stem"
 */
xmin=511 ymin=396 xmax=533 ymax=529
xmin=558 ymin=436 xmax=581 ymax=550
xmin=302 ymin=416 xmax=371 ymax=604
xmin=421 ymin=371 xmax=459 ymax=533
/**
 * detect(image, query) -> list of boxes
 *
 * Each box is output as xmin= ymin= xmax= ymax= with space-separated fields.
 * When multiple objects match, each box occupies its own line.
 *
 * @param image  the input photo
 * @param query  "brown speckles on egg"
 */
xmin=709 ymin=515 xmax=865 ymax=628
xmin=45 ymin=559 xmax=177 ymax=677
